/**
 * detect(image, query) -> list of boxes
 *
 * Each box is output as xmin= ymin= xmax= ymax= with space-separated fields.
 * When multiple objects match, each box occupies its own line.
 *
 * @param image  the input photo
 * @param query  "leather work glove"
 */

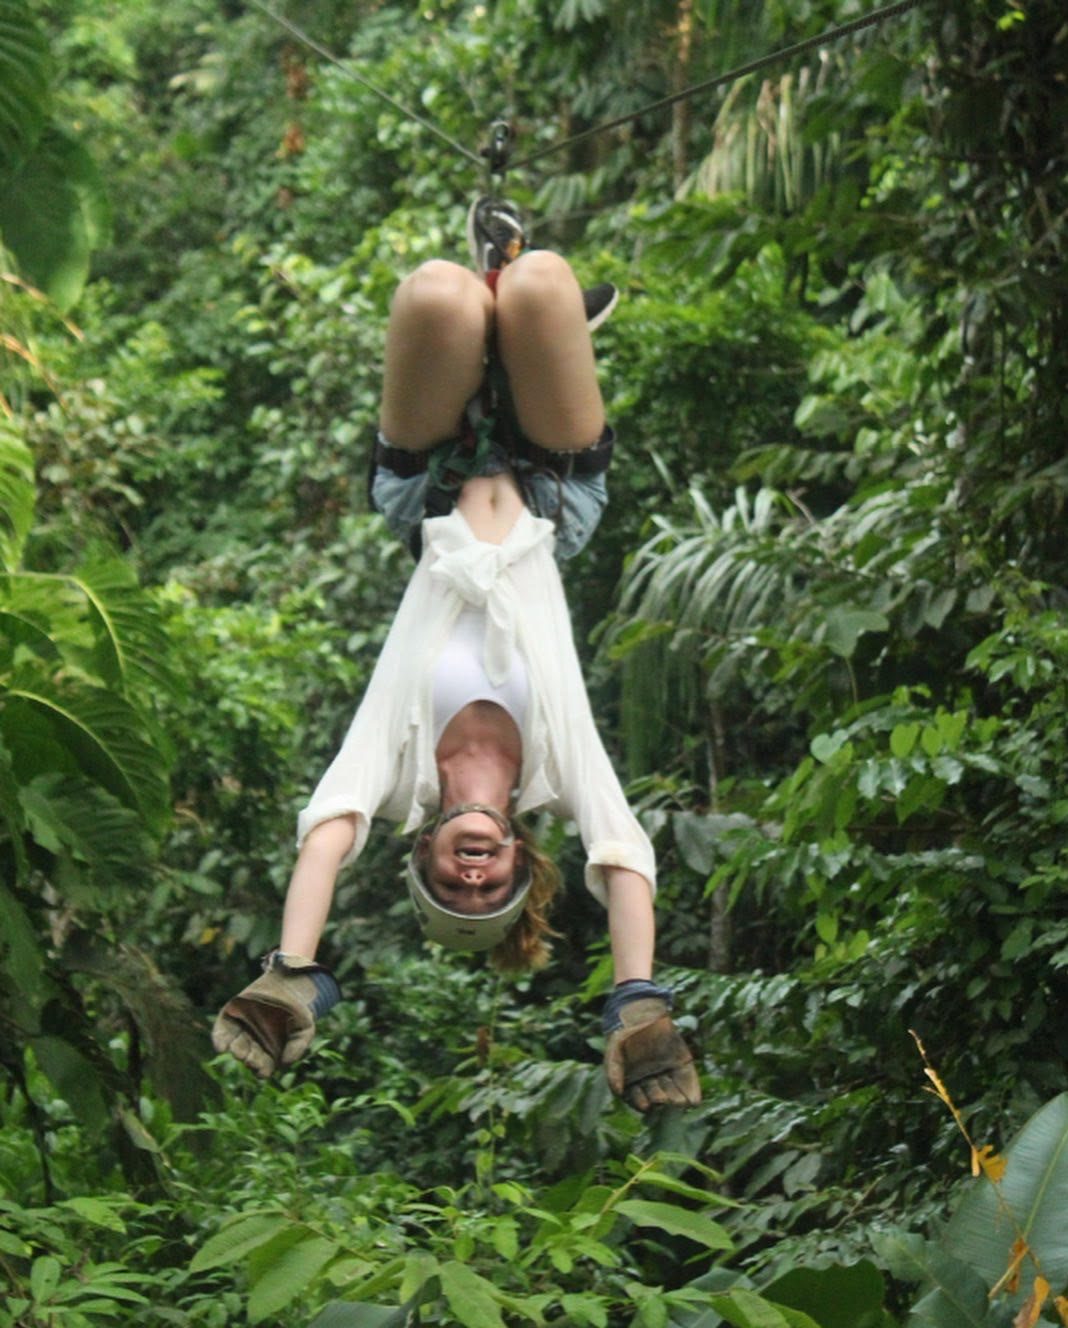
xmin=602 ymin=980 xmax=701 ymax=1112
xmin=212 ymin=951 xmax=341 ymax=1079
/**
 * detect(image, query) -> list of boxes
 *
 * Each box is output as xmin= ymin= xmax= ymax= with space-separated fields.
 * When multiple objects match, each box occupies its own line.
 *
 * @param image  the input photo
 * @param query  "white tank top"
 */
xmin=432 ymin=607 xmax=529 ymax=745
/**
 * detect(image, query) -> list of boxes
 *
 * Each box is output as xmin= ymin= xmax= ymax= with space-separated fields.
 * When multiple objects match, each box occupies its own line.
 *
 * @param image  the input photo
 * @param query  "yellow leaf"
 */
xmin=1013 ymin=1276 xmax=1050 ymax=1328
xmin=990 ymin=1238 xmax=1028 ymax=1298
xmin=974 ymin=1143 xmax=1008 ymax=1182
xmin=924 ymin=1064 xmax=955 ymax=1110
xmin=1053 ymin=1295 xmax=1068 ymax=1327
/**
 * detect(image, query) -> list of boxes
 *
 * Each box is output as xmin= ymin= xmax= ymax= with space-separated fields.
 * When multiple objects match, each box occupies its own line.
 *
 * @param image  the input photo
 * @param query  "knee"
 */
xmin=497 ymin=250 xmax=580 ymax=317
xmin=392 ymin=260 xmax=489 ymax=327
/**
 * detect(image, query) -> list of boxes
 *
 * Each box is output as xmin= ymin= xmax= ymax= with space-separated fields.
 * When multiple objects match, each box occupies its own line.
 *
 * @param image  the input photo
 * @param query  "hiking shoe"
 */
xmin=467 ymin=195 xmax=527 ymax=273
xmin=583 ymin=281 xmax=619 ymax=333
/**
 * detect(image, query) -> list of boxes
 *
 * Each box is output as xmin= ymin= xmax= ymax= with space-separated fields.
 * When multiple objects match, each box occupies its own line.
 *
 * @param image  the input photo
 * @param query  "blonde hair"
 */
xmin=490 ymin=821 xmax=562 ymax=973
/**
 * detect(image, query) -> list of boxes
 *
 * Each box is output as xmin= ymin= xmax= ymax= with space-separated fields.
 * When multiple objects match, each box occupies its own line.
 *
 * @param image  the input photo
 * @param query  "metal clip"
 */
xmin=481 ymin=120 xmax=514 ymax=180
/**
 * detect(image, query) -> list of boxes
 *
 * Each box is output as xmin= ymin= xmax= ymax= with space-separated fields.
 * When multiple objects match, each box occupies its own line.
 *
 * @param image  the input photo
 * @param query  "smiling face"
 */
xmin=422 ymin=808 xmax=525 ymax=915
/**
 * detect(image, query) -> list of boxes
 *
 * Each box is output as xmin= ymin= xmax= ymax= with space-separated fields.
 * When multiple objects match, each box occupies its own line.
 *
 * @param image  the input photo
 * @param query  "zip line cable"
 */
xmin=250 ymin=0 xmax=924 ymax=181
xmin=248 ymin=0 xmax=484 ymax=169
xmin=511 ymin=0 xmax=924 ymax=171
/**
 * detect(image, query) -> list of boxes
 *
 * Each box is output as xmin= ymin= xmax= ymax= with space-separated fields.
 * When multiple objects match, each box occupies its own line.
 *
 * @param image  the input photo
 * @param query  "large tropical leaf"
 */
xmin=0 ymin=878 xmax=48 ymax=1022
xmin=0 ymin=0 xmax=50 ymax=172
xmin=869 ymin=1230 xmax=997 ymax=1328
xmin=1 ymin=559 xmax=177 ymax=704
xmin=19 ymin=771 xmax=149 ymax=887
xmin=3 ymin=664 xmax=170 ymax=826
xmin=0 ymin=418 xmax=34 ymax=571
xmin=247 ymin=1230 xmax=340 ymax=1324
xmin=761 ymin=1263 xmax=888 ymax=1328
xmin=73 ymin=553 xmax=179 ymax=702
xmin=943 ymin=1093 xmax=1068 ymax=1294
xmin=0 ymin=125 xmax=111 ymax=310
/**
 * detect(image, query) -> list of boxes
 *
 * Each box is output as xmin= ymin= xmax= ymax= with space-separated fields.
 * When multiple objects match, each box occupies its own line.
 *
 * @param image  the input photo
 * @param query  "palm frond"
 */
xmin=0 ymin=417 xmax=34 ymax=570
xmin=687 ymin=56 xmax=844 ymax=212
xmin=1 ymin=558 xmax=178 ymax=703
xmin=4 ymin=663 xmax=170 ymax=828
xmin=19 ymin=771 xmax=150 ymax=889
xmin=69 ymin=554 xmax=179 ymax=702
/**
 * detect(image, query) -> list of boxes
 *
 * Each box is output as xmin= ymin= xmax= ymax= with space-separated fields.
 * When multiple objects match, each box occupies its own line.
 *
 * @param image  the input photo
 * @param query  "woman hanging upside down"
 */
xmin=212 ymin=201 xmax=701 ymax=1113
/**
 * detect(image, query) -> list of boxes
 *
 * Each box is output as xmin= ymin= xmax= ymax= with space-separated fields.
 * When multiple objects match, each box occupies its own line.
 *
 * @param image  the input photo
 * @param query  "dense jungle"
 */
xmin=2 ymin=0 xmax=1068 ymax=1324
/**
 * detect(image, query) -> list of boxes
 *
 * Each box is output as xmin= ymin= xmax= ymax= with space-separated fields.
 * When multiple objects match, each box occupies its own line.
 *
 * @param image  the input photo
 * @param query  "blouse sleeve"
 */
xmin=516 ymin=551 xmax=657 ymax=908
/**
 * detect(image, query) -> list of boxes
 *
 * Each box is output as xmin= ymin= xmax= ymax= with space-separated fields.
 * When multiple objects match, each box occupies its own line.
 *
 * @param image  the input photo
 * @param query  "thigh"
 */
xmin=380 ymin=261 xmax=494 ymax=451
xmin=494 ymin=251 xmax=605 ymax=451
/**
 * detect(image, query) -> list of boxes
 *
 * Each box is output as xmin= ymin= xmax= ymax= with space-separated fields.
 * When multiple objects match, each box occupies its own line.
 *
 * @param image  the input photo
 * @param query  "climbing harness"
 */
xmin=251 ymin=0 xmax=925 ymax=188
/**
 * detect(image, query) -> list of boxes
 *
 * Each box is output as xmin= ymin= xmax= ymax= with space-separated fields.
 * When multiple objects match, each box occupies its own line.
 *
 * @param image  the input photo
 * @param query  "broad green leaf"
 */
xmin=58 ymin=1197 xmax=127 ymax=1232
xmin=439 ymin=1261 xmax=506 ymax=1328
xmin=189 ymin=1212 xmax=293 ymax=1273
xmin=762 ymin=1262 xmax=886 ymax=1328
xmin=810 ymin=730 xmax=849 ymax=763
xmin=0 ymin=1228 xmax=31 ymax=1257
xmin=0 ymin=125 xmax=110 ymax=309
xmin=30 ymin=1034 xmax=108 ymax=1130
xmin=943 ymin=1092 xmax=1068 ymax=1290
xmin=309 ymin=1302 xmax=417 ymax=1328
xmin=0 ymin=880 xmax=46 ymax=1014
xmin=637 ymin=1170 xmax=733 ymax=1206
xmin=247 ymin=1232 xmax=338 ymax=1324
xmin=30 ymin=1255 xmax=61 ymax=1304
xmin=705 ymin=1289 xmax=820 ymax=1328
xmin=118 ymin=1105 xmax=162 ymax=1153
xmin=890 ymin=723 xmax=920 ymax=758
xmin=560 ymin=1292 xmax=609 ymax=1327
xmin=616 ymin=1200 xmax=733 ymax=1250
xmin=822 ymin=607 xmax=889 ymax=659
xmin=399 ymin=1251 xmax=438 ymax=1303
xmin=72 ymin=555 xmax=178 ymax=701
xmin=0 ymin=0 xmax=50 ymax=171
xmin=870 ymin=1230 xmax=990 ymax=1328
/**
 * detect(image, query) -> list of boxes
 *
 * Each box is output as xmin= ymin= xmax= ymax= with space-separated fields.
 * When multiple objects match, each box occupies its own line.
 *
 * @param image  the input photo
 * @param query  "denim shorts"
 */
xmin=371 ymin=440 xmax=610 ymax=562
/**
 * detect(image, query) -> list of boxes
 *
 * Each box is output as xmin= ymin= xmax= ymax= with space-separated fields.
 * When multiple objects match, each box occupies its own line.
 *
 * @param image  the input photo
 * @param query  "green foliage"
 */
xmin=0 ymin=0 xmax=110 ymax=308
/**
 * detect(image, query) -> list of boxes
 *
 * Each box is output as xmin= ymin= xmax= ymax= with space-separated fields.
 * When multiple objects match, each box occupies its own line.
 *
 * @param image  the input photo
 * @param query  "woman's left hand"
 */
xmin=603 ymin=996 xmax=701 ymax=1112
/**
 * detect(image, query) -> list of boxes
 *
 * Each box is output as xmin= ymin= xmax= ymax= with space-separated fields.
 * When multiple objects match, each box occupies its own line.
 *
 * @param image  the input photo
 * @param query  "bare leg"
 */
xmin=494 ymin=250 xmax=605 ymax=451
xmin=379 ymin=260 xmax=495 ymax=450
xmin=279 ymin=815 xmax=356 ymax=958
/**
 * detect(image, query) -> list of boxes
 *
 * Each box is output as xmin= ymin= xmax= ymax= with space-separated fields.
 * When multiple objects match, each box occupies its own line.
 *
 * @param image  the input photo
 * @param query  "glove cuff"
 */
xmin=262 ymin=950 xmax=342 ymax=1019
xmin=602 ymin=978 xmax=674 ymax=1034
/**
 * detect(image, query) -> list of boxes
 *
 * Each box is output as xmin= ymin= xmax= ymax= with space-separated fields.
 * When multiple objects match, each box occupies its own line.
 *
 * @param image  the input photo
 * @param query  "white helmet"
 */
xmin=406 ymin=804 xmax=532 ymax=951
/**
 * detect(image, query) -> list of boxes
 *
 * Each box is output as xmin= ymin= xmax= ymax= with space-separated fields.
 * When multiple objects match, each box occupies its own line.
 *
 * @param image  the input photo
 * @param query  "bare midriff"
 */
xmin=455 ymin=472 xmax=525 ymax=544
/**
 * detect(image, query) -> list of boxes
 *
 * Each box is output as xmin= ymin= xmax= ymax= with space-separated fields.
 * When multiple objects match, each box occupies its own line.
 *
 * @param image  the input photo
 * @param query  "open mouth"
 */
xmin=456 ymin=845 xmax=495 ymax=863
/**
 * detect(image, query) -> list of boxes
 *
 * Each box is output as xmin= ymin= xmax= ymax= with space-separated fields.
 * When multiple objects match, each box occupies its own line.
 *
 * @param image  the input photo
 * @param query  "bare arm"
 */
xmin=279 ymin=814 xmax=357 ymax=958
xmin=604 ymin=866 xmax=655 ymax=982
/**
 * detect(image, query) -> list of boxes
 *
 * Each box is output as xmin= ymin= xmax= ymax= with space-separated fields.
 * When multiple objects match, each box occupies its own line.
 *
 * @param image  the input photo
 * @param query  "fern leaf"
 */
xmin=5 ymin=664 xmax=169 ymax=827
xmin=0 ymin=418 xmax=34 ymax=570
